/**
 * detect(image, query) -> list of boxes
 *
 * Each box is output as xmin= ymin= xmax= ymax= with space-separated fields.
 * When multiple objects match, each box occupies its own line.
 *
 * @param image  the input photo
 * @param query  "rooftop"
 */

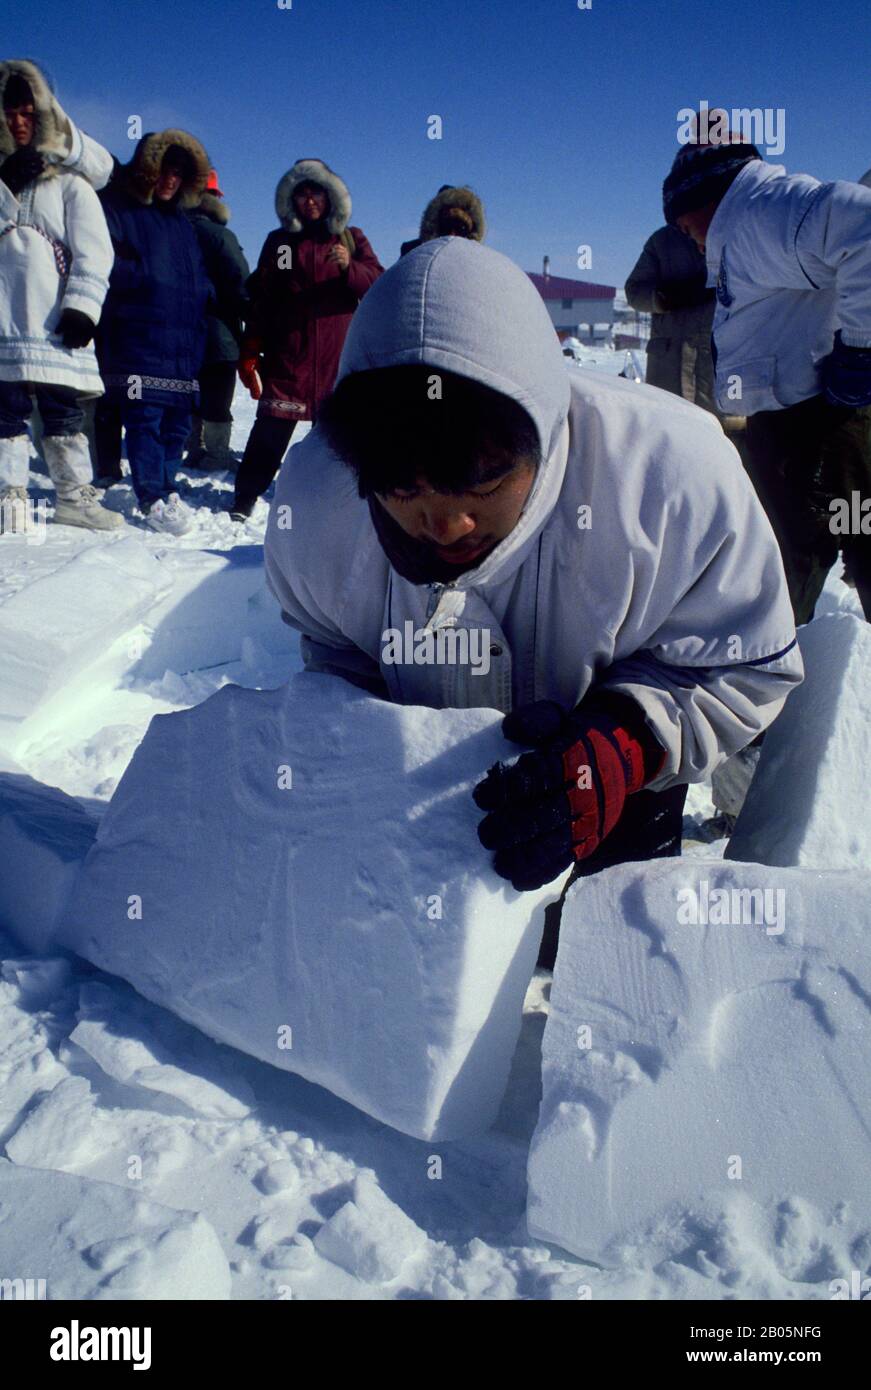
xmin=528 ymin=272 xmax=616 ymax=301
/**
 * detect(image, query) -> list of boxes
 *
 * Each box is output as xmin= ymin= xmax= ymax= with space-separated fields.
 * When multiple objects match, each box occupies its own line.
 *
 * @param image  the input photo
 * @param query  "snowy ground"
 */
xmin=0 ymin=371 xmax=864 ymax=1300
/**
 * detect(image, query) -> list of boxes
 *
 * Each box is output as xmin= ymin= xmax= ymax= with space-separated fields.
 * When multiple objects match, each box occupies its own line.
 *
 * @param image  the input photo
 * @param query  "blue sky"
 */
xmin=15 ymin=0 xmax=871 ymax=288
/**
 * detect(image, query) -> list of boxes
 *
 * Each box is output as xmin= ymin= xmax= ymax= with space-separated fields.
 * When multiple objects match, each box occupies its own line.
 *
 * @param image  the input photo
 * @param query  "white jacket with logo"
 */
xmin=264 ymin=237 xmax=803 ymax=790
xmin=707 ymin=159 xmax=871 ymax=414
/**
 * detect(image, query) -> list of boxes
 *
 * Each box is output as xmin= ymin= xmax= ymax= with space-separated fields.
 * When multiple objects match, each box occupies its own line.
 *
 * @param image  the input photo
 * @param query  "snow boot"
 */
xmin=145 ymin=492 xmax=193 ymax=536
xmin=0 ymin=485 xmax=31 ymax=533
xmin=43 ymin=434 xmax=125 ymax=531
xmin=201 ymin=420 xmax=238 ymax=470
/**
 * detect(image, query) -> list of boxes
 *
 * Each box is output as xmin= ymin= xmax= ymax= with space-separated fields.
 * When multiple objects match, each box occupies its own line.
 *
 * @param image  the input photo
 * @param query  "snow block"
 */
xmin=0 ymin=536 xmax=170 ymax=734
xmin=728 ymin=615 xmax=871 ymax=868
xmin=527 ymin=858 xmax=871 ymax=1266
xmin=314 ymin=1176 xmax=427 ymax=1284
xmin=0 ymin=773 xmax=97 ymax=954
xmin=61 ymin=674 xmax=561 ymax=1141
xmin=0 ymin=1159 xmax=230 ymax=1299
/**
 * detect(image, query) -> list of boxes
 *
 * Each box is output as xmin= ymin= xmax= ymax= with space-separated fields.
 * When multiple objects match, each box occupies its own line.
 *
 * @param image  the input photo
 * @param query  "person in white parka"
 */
xmin=0 ymin=60 xmax=121 ymax=532
xmin=264 ymin=238 xmax=804 ymax=965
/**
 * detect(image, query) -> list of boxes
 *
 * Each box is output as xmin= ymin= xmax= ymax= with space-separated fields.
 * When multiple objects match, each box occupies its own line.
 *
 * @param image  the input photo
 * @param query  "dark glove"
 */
xmin=654 ymin=274 xmax=714 ymax=313
xmin=0 ymin=145 xmax=46 ymax=196
xmin=57 ymin=309 xmax=96 ymax=350
xmin=822 ymin=331 xmax=871 ymax=409
xmin=473 ymin=694 xmax=666 ymax=891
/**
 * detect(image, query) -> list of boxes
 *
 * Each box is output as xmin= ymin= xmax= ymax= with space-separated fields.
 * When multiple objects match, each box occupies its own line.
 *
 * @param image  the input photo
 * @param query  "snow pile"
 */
xmin=728 ymin=615 xmax=871 ymax=868
xmin=0 ymin=774 xmax=96 ymax=954
xmin=60 ymin=673 xmax=562 ymax=1140
xmin=0 ymin=537 xmax=171 ymax=738
xmin=0 ymin=1159 xmax=230 ymax=1299
xmin=527 ymin=858 xmax=871 ymax=1269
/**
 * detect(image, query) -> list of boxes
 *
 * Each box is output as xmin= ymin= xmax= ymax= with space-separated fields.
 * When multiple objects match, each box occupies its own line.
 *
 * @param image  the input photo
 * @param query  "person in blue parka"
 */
xmin=96 ymin=128 xmax=213 ymax=534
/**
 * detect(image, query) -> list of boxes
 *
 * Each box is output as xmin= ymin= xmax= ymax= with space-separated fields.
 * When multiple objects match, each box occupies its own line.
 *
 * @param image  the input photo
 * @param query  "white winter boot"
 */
xmin=43 ymin=434 xmax=125 ymax=531
xmin=145 ymin=491 xmax=193 ymax=536
xmin=0 ymin=485 xmax=30 ymax=533
xmin=0 ymin=434 xmax=33 ymax=533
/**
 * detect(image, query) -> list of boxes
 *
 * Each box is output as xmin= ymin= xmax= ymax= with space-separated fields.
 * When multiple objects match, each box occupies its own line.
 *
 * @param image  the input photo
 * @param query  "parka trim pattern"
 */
xmin=274 ymin=158 xmax=352 ymax=235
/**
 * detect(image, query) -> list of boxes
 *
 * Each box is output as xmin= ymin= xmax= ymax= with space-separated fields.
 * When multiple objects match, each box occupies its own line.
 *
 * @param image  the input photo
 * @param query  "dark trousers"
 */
xmin=538 ymin=783 xmax=688 ymax=970
xmin=744 ymin=395 xmax=871 ymax=624
xmin=94 ymin=396 xmax=124 ymax=478
xmin=199 ymin=361 xmax=237 ymax=424
xmin=233 ymin=416 xmax=297 ymax=508
xmin=121 ymin=398 xmax=192 ymax=509
xmin=0 ymin=382 xmax=84 ymax=438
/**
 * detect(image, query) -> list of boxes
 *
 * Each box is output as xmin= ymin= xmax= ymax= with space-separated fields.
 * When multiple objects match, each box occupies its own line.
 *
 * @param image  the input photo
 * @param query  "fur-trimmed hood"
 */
xmin=123 ymin=128 xmax=210 ymax=208
xmin=192 ymin=189 xmax=231 ymax=224
xmin=419 ymin=185 xmax=485 ymax=242
xmin=0 ymin=58 xmax=76 ymax=174
xmin=275 ymin=158 xmax=351 ymax=234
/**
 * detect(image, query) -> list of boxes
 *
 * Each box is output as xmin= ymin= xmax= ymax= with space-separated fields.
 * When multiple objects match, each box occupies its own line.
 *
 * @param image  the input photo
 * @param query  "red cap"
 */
xmin=206 ymin=168 xmax=224 ymax=197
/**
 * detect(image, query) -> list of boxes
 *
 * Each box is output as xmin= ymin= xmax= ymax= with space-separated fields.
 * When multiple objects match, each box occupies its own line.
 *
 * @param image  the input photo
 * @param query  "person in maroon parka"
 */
xmin=231 ymin=157 xmax=383 ymax=519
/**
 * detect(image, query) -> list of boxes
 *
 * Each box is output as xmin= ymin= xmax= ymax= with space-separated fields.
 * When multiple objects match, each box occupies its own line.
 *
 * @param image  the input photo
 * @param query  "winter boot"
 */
xmin=43 ymin=434 xmax=125 ymax=531
xmin=145 ymin=492 xmax=193 ymax=536
xmin=0 ymin=485 xmax=31 ymax=534
xmin=201 ymin=420 xmax=238 ymax=470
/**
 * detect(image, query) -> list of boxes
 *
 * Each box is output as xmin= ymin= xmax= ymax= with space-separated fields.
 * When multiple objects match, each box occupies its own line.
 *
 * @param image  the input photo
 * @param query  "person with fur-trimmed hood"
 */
xmin=96 ymin=129 xmax=213 ymax=535
xmin=0 ymin=59 xmax=121 ymax=533
xmin=399 ymin=184 xmax=486 ymax=257
xmin=230 ymin=158 xmax=383 ymax=521
xmin=184 ymin=168 xmax=250 ymax=470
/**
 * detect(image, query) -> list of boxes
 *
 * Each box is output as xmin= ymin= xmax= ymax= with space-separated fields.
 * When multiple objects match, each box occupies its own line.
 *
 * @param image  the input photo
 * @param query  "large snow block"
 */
xmin=0 ymin=773 xmax=97 ymax=954
xmin=0 ymin=536 xmax=170 ymax=734
xmin=61 ymin=674 xmax=561 ymax=1141
xmin=527 ymin=858 xmax=871 ymax=1266
xmin=0 ymin=1160 xmax=230 ymax=1299
xmin=728 ymin=615 xmax=871 ymax=868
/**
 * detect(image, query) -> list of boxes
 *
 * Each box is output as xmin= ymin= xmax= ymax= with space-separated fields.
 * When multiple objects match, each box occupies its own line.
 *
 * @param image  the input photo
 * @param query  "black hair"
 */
xmin=318 ymin=364 xmax=541 ymax=498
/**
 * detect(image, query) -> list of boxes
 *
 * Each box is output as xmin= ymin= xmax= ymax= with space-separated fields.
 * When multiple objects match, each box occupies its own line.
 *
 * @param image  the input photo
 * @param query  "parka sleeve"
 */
xmin=794 ymin=180 xmax=871 ymax=348
xmin=60 ymin=175 xmax=114 ymax=323
xmin=624 ymin=237 xmax=661 ymax=314
xmin=344 ymin=228 xmax=384 ymax=300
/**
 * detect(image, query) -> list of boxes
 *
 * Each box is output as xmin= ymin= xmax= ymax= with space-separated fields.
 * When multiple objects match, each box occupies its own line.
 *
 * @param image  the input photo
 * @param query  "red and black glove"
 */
xmin=57 ymin=309 xmax=95 ymax=350
xmin=474 ymin=694 xmax=666 ymax=891
xmin=238 ymin=342 xmax=264 ymax=400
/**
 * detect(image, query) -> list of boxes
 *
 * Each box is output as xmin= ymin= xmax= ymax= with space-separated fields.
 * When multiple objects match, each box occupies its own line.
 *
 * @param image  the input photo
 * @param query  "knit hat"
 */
xmin=206 ymin=167 xmax=224 ymax=197
xmin=2 ymin=72 xmax=34 ymax=109
xmin=663 ymin=128 xmax=761 ymax=226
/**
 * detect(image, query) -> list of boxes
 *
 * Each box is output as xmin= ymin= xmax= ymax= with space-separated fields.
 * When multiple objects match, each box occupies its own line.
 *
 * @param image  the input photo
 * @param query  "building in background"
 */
xmin=528 ymin=258 xmax=616 ymax=344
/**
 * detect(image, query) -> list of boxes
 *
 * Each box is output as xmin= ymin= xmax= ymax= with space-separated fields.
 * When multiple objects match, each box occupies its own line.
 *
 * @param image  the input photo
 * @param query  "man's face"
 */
xmin=155 ymin=167 xmax=183 ymax=201
xmin=377 ymin=458 xmax=537 ymax=571
xmin=4 ymin=104 xmax=35 ymax=146
xmin=676 ymin=200 xmax=719 ymax=254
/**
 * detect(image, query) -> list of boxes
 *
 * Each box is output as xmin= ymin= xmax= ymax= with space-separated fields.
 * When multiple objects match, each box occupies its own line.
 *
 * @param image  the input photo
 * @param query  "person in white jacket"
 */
xmin=663 ymin=137 xmax=871 ymax=622
xmin=0 ymin=59 xmax=121 ymax=532
xmin=263 ymin=238 xmax=803 ymax=963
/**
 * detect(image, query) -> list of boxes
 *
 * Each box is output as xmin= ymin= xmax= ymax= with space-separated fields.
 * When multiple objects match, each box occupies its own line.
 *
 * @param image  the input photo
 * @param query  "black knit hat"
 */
xmin=3 ymin=72 xmax=34 ymax=109
xmin=663 ymin=139 xmax=762 ymax=225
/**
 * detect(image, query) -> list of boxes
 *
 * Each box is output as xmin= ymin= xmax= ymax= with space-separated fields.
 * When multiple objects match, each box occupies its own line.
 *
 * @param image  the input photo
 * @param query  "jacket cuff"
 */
xmin=579 ymin=688 xmax=668 ymax=786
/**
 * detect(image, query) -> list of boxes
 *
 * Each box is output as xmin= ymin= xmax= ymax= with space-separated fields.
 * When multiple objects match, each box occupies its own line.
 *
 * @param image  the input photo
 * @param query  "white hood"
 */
xmin=336 ymin=237 xmax=572 ymax=590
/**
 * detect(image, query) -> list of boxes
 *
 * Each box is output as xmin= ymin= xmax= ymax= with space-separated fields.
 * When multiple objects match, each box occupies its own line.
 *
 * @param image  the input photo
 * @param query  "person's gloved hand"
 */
xmin=473 ymin=695 xmax=666 ymax=891
xmin=822 ymin=331 xmax=871 ymax=409
xmin=238 ymin=346 xmax=263 ymax=400
xmin=57 ymin=309 xmax=95 ymax=349
xmin=0 ymin=145 xmax=45 ymax=196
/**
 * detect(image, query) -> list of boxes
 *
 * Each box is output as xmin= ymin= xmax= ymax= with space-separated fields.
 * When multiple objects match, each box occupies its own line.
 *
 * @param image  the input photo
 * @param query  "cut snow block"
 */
xmin=728 ymin=614 xmax=871 ymax=868
xmin=0 ymin=773 xmax=97 ymax=954
xmin=527 ymin=858 xmax=871 ymax=1266
xmin=314 ymin=1176 xmax=427 ymax=1284
xmin=0 ymin=1159 xmax=230 ymax=1299
xmin=0 ymin=536 xmax=170 ymax=733
xmin=61 ymin=674 xmax=561 ymax=1141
